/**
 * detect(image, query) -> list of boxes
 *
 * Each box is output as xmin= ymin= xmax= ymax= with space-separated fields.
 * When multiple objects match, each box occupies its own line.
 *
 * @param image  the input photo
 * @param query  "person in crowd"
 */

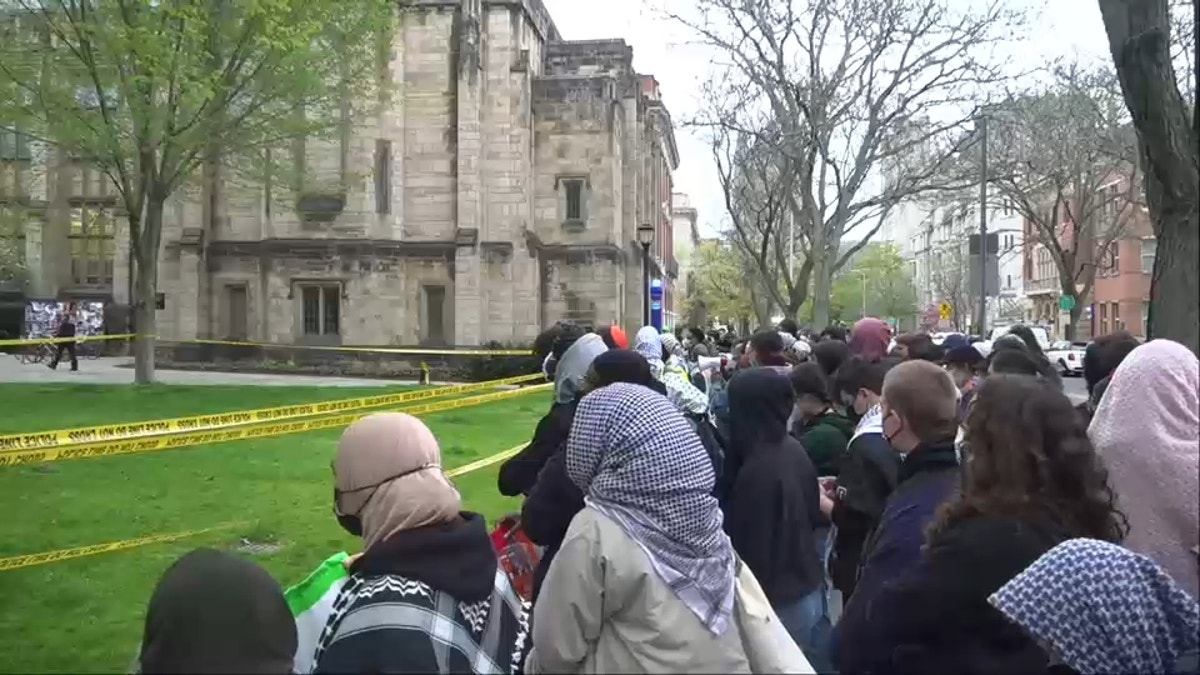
xmin=595 ymin=324 xmax=629 ymax=350
xmin=498 ymin=333 xmax=608 ymax=497
xmin=1006 ymin=324 xmax=1062 ymax=386
xmin=661 ymin=332 xmax=688 ymax=369
xmin=820 ymin=325 xmax=848 ymax=342
xmin=778 ymin=317 xmax=800 ymax=339
xmin=48 ymin=310 xmax=78 ymax=371
xmin=521 ymin=350 xmax=664 ymax=603
xmin=723 ymin=367 xmax=829 ymax=669
xmin=788 ymin=362 xmax=854 ymax=477
xmin=1077 ymin=330 xmax=1140 ymax=423
xmin=136 ymin=548 xmax=296 ymax=674
xmin=1089 ymin=339 xmax=1200 ymax=599
xmin=894 ymin=332 xmax=941 ymax=362
xmin=826 ymin=356 xmax=902 ymax=601
xmin=990 ymin=538 xmax=1200 ymax=675
xmin=788 ymin=337 xmax=813 ymax=364
xmin=527 ymin=383 xmax=749 ymax=673
xmin=812 ymin=339 xmax=850 ymax=379
xmin=538 ymin=321 xmax=587 ymax=380
xmin=316 ymin=413 xmax=528 ymax=673
xmin=746 ymin=329 xmax=790 ymax=368
xmin=834 ymin=361 xmax=961 ymax=669
xmin=940 ymin=333 xmax=970 ymax=352
xmin=837 ymin=374 xmax=1128 ymax=673
xmin=988 ymin=346 xmax=1045 ymax=378
xmin=944 ymin=344 xmax=985 ymax=420
xmin=848 ymin=317 xmax=891 ymax=362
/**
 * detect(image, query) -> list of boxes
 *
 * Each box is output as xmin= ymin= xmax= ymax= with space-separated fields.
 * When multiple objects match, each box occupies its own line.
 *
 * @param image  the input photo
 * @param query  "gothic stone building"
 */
xmin=0 ymin=0 xmax=682 ymax=347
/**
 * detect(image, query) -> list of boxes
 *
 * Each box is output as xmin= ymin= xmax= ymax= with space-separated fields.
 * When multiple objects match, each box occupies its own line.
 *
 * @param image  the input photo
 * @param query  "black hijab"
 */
xmin=587 ymin=349 xmax=667 ymax=395
xmin=138 ymin=548 xmax=296 ymax=674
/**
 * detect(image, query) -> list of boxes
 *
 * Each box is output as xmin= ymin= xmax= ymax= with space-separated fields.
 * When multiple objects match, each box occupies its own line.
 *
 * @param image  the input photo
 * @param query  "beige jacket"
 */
xmin=526 ymin=507 xmax=751 ymax=674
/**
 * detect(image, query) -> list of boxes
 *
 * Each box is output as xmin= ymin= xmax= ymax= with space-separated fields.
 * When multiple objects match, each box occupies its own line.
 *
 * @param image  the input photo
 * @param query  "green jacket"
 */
xmin=791 ymin=410 xmax=855 ymax=477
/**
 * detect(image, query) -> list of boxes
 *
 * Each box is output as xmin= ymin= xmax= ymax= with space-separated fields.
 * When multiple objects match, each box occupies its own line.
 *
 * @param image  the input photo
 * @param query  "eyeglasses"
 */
xmin=332 ymin=463 xmax=437 ymax=516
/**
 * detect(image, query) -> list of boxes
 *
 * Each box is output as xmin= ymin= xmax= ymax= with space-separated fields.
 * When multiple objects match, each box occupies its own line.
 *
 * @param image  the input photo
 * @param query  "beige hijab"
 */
xmin=333 ymin=413 xmax=462 ymax=549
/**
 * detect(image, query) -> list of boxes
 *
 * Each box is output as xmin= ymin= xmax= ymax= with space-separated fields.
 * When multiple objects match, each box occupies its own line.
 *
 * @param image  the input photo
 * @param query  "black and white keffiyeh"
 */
xmin=565 ymin=382 xmax=736 ymax=635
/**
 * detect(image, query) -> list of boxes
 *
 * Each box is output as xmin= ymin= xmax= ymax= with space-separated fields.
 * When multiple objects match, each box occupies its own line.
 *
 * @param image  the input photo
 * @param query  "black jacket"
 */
xmin=837 ymin=514 xmax=1068 ymax=674
xmin=722 ymin=368 xmax=824 ymax=606
xmin=55 ymin=320 xmax=76 ymax=340
xmin=830 ymin=418 xmax=900 ymax=599
xmin=520 ymin=449 xmax=583 ymax=603
xmin=497 ymin=401 xmax=576 ymax=497
xmin=314 ymin=513 xmax=529 ymax=674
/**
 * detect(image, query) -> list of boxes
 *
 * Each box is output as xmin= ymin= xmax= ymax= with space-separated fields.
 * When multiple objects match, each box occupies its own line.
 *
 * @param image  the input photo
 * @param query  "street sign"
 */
xmin=938 ymin=302 xmax=952 ymax=321
xmin=1059 ymin=295 xmax=1076 ymax=312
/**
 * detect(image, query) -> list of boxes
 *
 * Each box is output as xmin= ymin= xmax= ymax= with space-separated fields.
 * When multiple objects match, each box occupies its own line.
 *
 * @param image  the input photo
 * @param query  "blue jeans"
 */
xmin=776 ymin=589 xmax=834 ymax=673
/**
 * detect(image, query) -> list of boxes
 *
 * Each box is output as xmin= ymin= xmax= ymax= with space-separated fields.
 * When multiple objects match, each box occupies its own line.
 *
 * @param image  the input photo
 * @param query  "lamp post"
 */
xmin=636 ymin=223 xmax=654 ymax=326
xmin=850 ymin=269 xmax=869 ymax=318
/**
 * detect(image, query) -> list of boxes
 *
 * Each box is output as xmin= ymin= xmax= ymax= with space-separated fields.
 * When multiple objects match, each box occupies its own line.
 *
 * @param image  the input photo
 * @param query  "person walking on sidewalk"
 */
xmin=48 ymin=311 xmax=78 ymax=371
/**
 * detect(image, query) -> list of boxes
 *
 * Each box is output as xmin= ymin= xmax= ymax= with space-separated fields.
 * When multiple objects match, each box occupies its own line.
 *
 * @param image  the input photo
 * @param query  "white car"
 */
xmin=1046 ymin=340 xmax=1089 ymax=376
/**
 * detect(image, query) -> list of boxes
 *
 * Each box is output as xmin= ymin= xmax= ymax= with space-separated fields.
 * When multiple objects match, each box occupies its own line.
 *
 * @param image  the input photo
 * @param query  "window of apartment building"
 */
xmin=301 ymin=285 xmax=340 ymax=336
xmin=1143 ymin=301 xmax=1150 ymax=337
xmin=0 ymin=127 xmax=32 ymax=161
xmin=1141 ymin=237 xmax=1156 ymax=273
xmin=559 ymin=176 xmax=588 ymax=224
xmin=0 ymin=206 xmax=26 ymax=272
xmin=1003 ymin=234 xmax=1014 ymax=252
xmin=1102 ymin=240 xmax=1120 ymax=275
xmin=1002 ymin=199 xmax=1014 ymax=216
xmin=374 ymin=139 xmax=392 ymax=214
xmin=1006 ymin=274 xmax=1013 ymax=290
xmin=1112 ymin=302 xmax=1121 ymax=330
xmin=69 ymin=206 xmax=115 ymax=286
xmin=223 ymin=285 xmax=248 ymax=340
xmin=1099 ymin=302 xmax=1108 ymax=334
xmin=421 ymin=284 xmax=447 ymax=345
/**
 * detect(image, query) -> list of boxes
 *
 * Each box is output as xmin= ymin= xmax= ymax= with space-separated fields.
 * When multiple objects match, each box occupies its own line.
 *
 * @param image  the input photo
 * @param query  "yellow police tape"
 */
xmin=0 ymin=384 xmax=551 ymax=468
xmin=0 ymin=372 xmax=543 ymax=452
xmin=0 ymin=333 xmax=138 ymax=347
xmin=0 ymin=333 xmax=533 ymax=355
xmin=0 ymin=443 xmax=527 ymax=572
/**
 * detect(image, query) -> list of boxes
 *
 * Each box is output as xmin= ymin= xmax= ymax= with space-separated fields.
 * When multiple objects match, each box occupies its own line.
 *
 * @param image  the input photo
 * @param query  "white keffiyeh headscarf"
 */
xmin=634 ymin=326 xmax=708 ymax=415
xmin=566 ymin=383 xmax=736 ymax=635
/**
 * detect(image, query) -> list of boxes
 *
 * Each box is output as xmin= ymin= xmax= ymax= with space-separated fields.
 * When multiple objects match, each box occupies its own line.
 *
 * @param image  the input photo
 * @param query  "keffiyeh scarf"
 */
xmin=565 ymin=382 xmax=736 ymax=635
xmin=634 ymin=326 xmax=708 ymax=414
xmin=990 ymin=538 xmax=1200 ymax=674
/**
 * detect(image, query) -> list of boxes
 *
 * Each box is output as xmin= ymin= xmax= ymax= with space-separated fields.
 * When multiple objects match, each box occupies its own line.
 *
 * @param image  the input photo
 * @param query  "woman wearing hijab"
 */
xmin=314 ymin=413 xmax=528 ymax=674
xmin=137 ymin=548 xmax=296 ymax=674
xmin=848 ymin=318 xmax=891 ymax=363
xmin=990 ymin=538 xmax=1200 ymax=675
xmin=1089 ymin=339 xmax=1200 ymax=599
xmin=498 ymin=333 xmax=608 ymax=497
xmin=521 ymin=350 xmax=661 ymax=602
xmin=527 ymin=383 xmax=750 ymax=673
xmin=634 ymin=325 xmax=709 ymax=415
xmin=837 ymin=374 xmax=1128 ymax=673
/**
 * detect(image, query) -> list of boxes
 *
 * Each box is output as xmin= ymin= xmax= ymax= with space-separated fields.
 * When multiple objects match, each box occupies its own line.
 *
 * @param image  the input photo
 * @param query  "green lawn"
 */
xmin=0 ymin=383 xmax=549 ymax=673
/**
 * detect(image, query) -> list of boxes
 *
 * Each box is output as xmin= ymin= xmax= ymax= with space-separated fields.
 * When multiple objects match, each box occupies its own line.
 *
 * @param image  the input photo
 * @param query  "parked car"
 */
xmin=1046 ymin=340 xmax=1089 ymax=376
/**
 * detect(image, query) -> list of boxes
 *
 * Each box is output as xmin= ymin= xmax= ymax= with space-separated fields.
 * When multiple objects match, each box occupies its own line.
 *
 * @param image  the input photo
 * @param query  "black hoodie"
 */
xmin=722 ymin=368 xmax=824 ymax=607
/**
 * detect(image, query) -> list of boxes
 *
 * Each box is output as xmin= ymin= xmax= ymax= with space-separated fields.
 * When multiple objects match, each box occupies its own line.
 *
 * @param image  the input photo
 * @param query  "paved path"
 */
xmin=0 ymin=356 xmax=425 ymax=387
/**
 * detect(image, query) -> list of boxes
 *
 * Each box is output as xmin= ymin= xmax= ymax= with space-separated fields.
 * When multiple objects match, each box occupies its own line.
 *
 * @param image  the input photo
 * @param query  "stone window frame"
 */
xmin=222 ymin=282 xmax=250 ymax=342
xmin=556 ymin=174 xmax=590 ymax=232
xmin=419 ymin=283 xmax=451 ymax=347
xmin=292 ymin=279 xmax=344 ymax=346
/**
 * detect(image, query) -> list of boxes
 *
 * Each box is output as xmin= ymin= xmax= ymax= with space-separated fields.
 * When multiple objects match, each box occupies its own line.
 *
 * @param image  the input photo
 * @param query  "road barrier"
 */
xmin=0 ymin=442 xmax=527 ymax=572
xmin=0 ymin=384 xmax=550 ymax=468
xmin=0 ymin=372 xmax=543 ymax=452
xmin=0 ymin=333 xmax=533 ymax=356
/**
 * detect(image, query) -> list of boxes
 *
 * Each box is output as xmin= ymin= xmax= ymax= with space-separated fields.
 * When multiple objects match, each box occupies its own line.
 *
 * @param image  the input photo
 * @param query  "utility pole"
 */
xmin=977 ymin=114 xmax=988 ymax=337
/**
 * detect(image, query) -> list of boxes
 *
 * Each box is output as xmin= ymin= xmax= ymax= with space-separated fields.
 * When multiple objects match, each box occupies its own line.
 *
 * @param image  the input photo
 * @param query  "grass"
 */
xmin=0 ymin=383 xmax=549 ymax=674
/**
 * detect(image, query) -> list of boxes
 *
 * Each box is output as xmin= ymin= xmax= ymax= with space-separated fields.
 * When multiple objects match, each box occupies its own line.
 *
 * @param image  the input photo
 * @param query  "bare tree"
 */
xmin=1098 ymin=0 xmax=1199 ymax=353
xmin=670 ymin=0 xmax=1019 ymax=328
xmin=970 ymin=63 xmax=1144 ymax=340
xmin=927 ymin=232 xmax=975 ymax=332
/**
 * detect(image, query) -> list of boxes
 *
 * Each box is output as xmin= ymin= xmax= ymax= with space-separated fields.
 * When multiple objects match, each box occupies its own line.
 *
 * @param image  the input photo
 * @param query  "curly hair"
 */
xmin=928 ymin=374 xmax=1128 ymax=545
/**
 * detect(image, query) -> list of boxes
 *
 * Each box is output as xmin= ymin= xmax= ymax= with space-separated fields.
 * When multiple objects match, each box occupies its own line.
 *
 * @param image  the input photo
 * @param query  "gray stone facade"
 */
xmin=1 ymin=0 xmax=682 ymax=347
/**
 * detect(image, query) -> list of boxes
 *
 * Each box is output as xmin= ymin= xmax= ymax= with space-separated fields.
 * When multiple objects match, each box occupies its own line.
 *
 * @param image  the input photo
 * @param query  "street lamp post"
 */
xmin=636 ymin=223 xmax=655 ymax=326
xmin=851 ymin=269 xmax=868 ymax=318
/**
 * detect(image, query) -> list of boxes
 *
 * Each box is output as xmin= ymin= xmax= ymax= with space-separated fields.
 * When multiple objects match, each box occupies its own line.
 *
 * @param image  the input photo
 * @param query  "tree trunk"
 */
xmin=811 ymin=255 xmax=832 ymax=330
xmin=132 ymin=198 xmax=165 ymax=384
xmin=1097 ymin=0 xmax=1200 ymax=354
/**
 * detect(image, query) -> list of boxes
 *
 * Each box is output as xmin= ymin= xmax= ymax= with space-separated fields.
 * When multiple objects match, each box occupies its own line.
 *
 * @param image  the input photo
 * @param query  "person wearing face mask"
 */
xmin=832 ymin=360 xmax=961 ymax=671
xmin=824 ymin=356 xmax=902 ymax=602
xmin=316 ymin=413 xmax=529 ymax=674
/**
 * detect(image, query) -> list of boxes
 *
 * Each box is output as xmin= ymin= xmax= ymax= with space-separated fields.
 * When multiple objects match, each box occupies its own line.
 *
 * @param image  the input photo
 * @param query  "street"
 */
xmin=1060 ymin=374 xmax=1087 ymax=405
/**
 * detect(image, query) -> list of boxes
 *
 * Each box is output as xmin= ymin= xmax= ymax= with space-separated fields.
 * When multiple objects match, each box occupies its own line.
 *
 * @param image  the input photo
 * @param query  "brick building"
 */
xmin=0 ymin=0 xmax=680 ymax=346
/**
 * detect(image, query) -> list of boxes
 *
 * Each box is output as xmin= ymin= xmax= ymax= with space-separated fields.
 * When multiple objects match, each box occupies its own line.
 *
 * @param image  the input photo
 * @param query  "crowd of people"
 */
xmin=130 ymin=318 xmax=1199 ymax=674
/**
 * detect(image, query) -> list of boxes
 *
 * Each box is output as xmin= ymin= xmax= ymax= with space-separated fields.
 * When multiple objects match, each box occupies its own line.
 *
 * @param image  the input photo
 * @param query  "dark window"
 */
xmin=0 ymin=128 xmax=31 ymax=161
xmin=227 ymin=286 xmax=248 ymax=340
xmin=301 ymin=285 xmax=340 ymax=336
xmin=564 ymin=179 xmax=583 ymax=221
xmin=68 ymin=206 xmax=115 ymax=286
xmin=423 ymin=285 xmax=446 ymax=345
xmin=375 ymin=139 xmax=392 ymax=214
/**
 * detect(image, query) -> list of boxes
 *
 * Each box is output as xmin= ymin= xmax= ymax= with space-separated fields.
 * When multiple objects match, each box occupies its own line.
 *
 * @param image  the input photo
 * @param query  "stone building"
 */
xmin=0 ymin=0 xmax=681 ymax=346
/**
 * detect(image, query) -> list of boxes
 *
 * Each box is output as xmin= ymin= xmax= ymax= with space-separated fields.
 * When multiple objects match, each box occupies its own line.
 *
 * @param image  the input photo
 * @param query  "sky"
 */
xmin=540 ymin=0 xmax=1116 ymax=238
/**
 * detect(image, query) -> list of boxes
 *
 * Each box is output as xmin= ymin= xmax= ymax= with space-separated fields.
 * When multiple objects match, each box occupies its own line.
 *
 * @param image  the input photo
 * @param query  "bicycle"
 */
xmin=16 ymin=339 xmax=55 ymax=365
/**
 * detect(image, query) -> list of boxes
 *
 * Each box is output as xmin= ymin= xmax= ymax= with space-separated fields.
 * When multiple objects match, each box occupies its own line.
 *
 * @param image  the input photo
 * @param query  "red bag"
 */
xmin=490 ymin=514 xmax=541 ymax=601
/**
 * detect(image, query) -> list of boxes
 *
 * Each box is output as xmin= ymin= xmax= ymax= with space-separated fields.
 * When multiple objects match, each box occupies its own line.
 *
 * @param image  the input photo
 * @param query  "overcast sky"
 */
xmin=540 ymin=0 xmax=1116 ymax=237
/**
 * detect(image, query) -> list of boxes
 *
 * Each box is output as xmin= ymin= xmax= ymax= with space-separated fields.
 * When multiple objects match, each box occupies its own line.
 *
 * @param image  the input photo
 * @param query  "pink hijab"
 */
xmin=849 ymin=318 xmax=891 ymax=362
xmin=1089 ymin=339 xmax=1199 ymax=598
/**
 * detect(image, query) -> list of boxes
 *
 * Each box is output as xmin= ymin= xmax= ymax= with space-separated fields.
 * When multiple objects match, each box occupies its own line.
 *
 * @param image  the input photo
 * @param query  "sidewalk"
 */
xmin=0 ymin=356 xmax=426 ymax=387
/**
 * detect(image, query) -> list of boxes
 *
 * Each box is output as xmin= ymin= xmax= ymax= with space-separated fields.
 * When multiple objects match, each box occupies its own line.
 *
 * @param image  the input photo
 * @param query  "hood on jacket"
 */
xmin=728 ymin=367 xmax=794 ymax=452
xmin=554 ymin=333 xmax=608 ymax=404
xmin=353 ymin=512 xmax=498 ymax=602
xmin=806 ymin=409 xmax=856 ymax=438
